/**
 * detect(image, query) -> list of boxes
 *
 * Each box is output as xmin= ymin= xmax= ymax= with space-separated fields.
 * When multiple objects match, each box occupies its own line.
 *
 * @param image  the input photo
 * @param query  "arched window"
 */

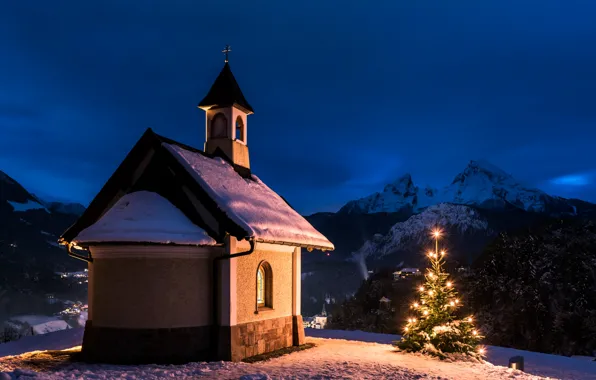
xmin=256 ymin=261 xmax=272 ymax=309
xmin=235 ymin=116 xmax=244 ymax=142
xmin=210 ymin=113 xmax=228 ymax=138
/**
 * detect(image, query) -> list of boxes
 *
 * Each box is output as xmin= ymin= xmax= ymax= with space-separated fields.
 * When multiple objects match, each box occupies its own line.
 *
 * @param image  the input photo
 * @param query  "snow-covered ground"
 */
xmin=0 ymin=328 xmax=594 ymax=379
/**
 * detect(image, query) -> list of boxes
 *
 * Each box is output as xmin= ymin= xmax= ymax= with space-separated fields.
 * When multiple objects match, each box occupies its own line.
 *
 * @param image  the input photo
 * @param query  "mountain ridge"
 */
xmin=339 ymin=159 xmax=587 ymax=215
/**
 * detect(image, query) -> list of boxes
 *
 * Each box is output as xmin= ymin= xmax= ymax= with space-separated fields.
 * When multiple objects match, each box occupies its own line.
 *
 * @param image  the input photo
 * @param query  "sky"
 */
xmin=1 ymin=0 xmax=596 ymax=215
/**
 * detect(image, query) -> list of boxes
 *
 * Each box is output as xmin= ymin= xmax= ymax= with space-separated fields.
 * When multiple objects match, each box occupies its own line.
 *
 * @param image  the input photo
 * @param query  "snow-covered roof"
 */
xmin=73 ymin=191 xmax=218 ymax=246
xmin=32 ymin=320 xmax=71 ymax=335
xmin=164 ymin=143 xmax=334 ymax=251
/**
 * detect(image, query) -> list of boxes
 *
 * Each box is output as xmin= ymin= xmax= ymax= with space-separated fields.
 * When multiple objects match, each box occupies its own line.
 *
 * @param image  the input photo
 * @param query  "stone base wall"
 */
xmin=223 ymin=315 xmax=304 ymax=362
xmin=81 ymin=321 xmax=212 ymax=364
xmin=81 ymin=316 xmax=306 ymax=363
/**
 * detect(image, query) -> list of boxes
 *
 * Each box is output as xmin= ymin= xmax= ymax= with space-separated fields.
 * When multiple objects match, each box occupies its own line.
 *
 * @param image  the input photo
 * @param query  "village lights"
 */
xmin=413 ymin=302 xmax=419 ymax=308
xmin=468 ymin=317 xmax=473 ymax=322
xmin=440 ymin=250 xmax=446 ymax=256
xmin=419 ymin=286 xmax=424 ymax=291
xmin=472 ymin=330 xmax=478 ymax=336
xmin=428 ymin=272 xmax=434 ymax=278
xmin=432 ymin=229 xmax=441 ymax=238
xmin=478 ymin=347 xmax=486 ymax=354
xmin=423 ymin=310 xmax=429 ymax=315
xmin=428 ymin=290 xmax=434 ymax=295
xmin=404 ymin=327 xmax=409 ymax=332
xmin=446 ymin=281 xmax=452 ymax=287
xmin=455 ymin=299 xmax=459 ymax=304
xmin=449 ymin=301 xmax=455 ymax=306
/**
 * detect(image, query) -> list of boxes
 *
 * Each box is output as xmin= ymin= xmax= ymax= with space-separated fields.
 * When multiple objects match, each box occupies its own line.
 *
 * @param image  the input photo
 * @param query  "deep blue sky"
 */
xmin=1 ymin=1 xmax=596 ymax=214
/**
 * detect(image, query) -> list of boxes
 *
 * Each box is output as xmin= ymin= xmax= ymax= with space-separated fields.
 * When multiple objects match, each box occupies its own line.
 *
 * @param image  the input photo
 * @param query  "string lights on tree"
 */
xmin=394 ymin=228 xmax=485 ymax=359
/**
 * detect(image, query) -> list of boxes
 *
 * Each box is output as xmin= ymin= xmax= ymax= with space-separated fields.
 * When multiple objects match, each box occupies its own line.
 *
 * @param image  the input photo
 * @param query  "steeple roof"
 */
xmin=198 ymin=63 xmax=254 ymax=114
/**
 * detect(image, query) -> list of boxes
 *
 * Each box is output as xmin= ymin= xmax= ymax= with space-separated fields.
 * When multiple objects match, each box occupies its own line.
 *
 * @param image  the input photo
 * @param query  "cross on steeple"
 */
xmin=222 ymin=45 xmax=232 ymax=63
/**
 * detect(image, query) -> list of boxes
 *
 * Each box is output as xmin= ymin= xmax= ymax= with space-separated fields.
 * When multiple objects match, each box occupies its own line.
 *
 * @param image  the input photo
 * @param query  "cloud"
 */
xmin=550 ymin=174 xmax=592 ymax=187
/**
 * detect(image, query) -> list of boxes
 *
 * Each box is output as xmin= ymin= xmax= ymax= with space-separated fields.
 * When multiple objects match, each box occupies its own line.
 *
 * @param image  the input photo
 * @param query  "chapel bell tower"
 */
xmin=198 ymin=45 xmax=254 ymax=171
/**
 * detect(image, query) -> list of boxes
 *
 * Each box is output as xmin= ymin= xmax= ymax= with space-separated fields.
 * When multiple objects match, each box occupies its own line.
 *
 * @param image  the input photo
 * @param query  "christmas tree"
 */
xmin=395 ymin=228 xmax=484 ymax=359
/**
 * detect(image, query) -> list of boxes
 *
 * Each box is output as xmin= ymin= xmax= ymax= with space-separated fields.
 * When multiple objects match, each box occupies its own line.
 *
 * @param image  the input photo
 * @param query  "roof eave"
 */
xmin=71 ymin=240 xmax=225 ymax=248
xmin=196 ymin=102 xmax=254 ymax=115
xmin=254 ymin=238 xmax=334 ymax=252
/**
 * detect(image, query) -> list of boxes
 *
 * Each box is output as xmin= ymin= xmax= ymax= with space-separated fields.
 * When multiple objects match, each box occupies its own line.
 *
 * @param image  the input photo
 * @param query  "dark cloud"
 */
xmin=1 ymin=0 xmax=596 ymax=213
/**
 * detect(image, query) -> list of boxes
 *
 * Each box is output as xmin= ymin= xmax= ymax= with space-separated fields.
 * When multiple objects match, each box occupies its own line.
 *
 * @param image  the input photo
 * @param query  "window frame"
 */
xmin=255 ymin=261 xmax=273 ymax=312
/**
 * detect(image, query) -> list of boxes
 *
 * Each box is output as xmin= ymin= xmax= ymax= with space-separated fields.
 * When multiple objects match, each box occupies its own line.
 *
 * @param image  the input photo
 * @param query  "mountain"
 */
xmin=0 ymin=170 xmax=86 ymax=321
xmin=340 ymin=160 xmax=582 ymax=215
xmin=42 ymin=201 xmax=86 ymax=217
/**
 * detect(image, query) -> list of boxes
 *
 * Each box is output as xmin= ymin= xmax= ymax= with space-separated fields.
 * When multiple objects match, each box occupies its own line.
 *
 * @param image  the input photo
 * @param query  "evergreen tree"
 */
xmin=395 ymin=229 xmax=484 ymax=359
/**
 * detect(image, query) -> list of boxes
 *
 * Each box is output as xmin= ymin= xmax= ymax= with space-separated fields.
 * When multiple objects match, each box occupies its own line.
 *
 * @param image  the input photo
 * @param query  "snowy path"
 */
xmin=0 ymin=328 xmax=595 ymax=379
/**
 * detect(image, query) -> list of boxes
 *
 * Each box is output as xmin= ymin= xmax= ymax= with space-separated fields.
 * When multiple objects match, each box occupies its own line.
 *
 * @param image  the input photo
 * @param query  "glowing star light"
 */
xmin=432 ymin=229 xmax=441 ymax=238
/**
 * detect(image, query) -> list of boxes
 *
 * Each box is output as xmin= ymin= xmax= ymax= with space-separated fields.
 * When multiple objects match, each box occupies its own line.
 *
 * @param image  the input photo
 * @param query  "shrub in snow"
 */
xmin=394 ymin=230 xmax=483 ymax=359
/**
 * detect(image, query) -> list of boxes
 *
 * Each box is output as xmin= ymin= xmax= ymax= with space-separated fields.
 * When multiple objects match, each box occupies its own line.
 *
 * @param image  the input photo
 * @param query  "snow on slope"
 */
xmin=2 ymin=328 xmax=593 ymax=379
xmin=341 ymin=160 xmax=575 ymax=214
xmin=6 ymin=200 xmax=47 ymax=213
xmin=354 ymin=203 xmax=490 ymax=260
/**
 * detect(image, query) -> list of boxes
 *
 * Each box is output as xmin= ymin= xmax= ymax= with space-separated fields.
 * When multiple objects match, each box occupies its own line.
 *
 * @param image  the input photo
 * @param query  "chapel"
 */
xmin=59 ymin=49 xmax=334 ymax=364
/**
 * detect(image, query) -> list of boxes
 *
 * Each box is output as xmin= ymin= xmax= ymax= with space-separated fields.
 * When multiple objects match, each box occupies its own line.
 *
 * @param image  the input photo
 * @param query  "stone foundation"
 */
xmin=217 ymin=315 xmax=304 ymax=362
xmin=292 ymin=315 xmax=305 ymax=346
xmin=81 ymin=321 xmax=212 ymax=364
xmin=81 ymin=315 xmax=306 ymax=363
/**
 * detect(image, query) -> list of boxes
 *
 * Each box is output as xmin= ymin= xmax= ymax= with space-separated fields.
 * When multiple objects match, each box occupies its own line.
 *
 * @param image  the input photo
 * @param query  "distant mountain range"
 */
xmin=339 ymin=160 xmax=589 ymax=215
xmin=0 ymin=170 xmax=86 ymax=321
xmin=301 ymin=160 xmax=596 ymax=316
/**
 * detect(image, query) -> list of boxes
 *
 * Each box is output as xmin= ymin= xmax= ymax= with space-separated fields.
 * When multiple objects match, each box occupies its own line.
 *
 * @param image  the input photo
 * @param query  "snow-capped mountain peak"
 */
xmin=383 ymin=173 xmax=416 ymax=196
xmin=451 ymin=160 xmax=512 ymax=185
xmin=340 ymin=160 xmax=578 ymax=215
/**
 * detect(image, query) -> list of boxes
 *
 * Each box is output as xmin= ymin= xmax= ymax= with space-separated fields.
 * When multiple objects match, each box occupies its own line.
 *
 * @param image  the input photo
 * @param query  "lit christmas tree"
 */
xmin=394 ymin=228 xmax=484 ymax=359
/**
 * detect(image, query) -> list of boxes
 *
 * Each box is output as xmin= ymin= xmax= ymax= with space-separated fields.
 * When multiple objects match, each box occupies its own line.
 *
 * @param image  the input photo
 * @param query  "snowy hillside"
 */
xmin=1 ymin=327 xmax=595 ymax=379
xmin=353 ymin=203 xmax=491 ymax=262
xmin=340 ymin=160 xmax=578 ymax=215
xmin=0 ymin=171 xmax=48 ymax=213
